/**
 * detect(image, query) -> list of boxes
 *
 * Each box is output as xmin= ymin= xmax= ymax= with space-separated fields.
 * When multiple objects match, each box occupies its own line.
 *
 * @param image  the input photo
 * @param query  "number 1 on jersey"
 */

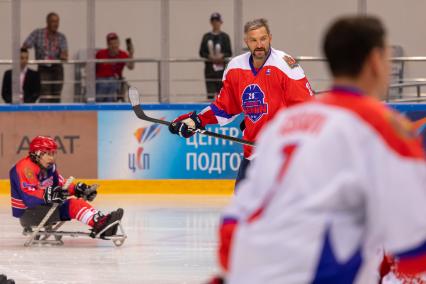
xmin=277 ymin=144 xmax=298 ymax=182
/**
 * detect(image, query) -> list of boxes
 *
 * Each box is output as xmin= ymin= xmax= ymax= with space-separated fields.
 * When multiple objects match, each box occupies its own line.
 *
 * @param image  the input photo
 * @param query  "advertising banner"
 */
xmin=98 ymin=110 xmax=243 ymax=179
xmin=0 ymin=112 xmax=97 ymax=179
xmin=391 ymin=105 xmax=426 ymax=151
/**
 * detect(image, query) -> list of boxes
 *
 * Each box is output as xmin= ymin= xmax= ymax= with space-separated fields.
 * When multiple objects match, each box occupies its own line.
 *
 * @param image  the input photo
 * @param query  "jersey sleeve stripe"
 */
xmin=211 ymin=103 xmax=233 ymax=119
xmin=396 ymin=240 xmax=426 ymax=259
xmin=221 ymin=216 xmax=238 ymax=225
xmin=210 ymin=104 xmax=239 ymax=125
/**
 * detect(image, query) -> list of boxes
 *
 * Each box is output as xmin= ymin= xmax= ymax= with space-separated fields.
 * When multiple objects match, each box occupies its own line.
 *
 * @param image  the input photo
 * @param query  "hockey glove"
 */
xmin=75 ymin=182 xmax=98 ymax=202
xmin=168 ymin=111 xmax=204 ymax=138
xmin=44 ymin=185 xmax=68 ymax=204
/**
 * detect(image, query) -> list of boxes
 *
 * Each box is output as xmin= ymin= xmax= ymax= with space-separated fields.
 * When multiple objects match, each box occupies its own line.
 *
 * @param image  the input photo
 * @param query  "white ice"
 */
xmin=0 ymin=194 xmax=230 ymax=284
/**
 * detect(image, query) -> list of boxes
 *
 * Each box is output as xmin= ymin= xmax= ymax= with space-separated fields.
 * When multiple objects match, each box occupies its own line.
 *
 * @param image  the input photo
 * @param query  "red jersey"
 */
xmin=96 ymin=48 xmax=129 ymax=78
xmin=9 ymin=156 xmax=75 ymax=217
xmin=199 ymin=47 xmax=313 ymax=158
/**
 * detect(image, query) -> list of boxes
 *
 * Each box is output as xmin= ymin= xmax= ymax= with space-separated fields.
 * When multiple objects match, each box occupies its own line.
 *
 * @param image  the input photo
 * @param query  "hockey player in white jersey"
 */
xmin=215 ymin=15 xmax=426 ymax=284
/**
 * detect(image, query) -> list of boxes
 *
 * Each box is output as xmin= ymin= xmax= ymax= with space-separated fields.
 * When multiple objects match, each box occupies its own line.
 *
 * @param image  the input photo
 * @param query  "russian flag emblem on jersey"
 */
xmin=241 ymin=84 xmax=268 ymax=123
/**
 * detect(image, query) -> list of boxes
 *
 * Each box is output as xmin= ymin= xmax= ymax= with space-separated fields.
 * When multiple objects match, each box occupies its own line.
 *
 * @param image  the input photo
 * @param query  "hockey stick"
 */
xmin=24 ymin=176 xmax=74 ymax=247
xmin=128 ymin=86 xmax=255 ymax=147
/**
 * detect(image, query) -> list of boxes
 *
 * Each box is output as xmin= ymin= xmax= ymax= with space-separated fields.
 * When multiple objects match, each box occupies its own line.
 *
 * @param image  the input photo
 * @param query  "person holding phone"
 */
xmin=95 ymin=33 xmax=134 ymax=102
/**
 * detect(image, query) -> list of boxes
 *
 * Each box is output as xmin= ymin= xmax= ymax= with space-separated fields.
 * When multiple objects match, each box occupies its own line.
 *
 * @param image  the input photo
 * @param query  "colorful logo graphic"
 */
xmin=414 ymin=117 xmax=426 ymax=134
xmin=414 ymin=117 xmax=426 ymax=150
xmin=128 ymin=122 xmax=162 ymax=172
xmin=241 ymin=84 xmax=268 ymax=123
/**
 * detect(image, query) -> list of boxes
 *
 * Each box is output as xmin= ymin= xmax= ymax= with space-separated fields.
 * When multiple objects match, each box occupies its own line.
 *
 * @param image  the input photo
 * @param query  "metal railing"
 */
xmin=1 ymin=56 xmax=426 ymax=103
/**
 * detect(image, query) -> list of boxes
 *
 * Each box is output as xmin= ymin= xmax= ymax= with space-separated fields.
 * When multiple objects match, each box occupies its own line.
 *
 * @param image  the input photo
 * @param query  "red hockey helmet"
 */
xmin=29 ymin=136 xmax=58 ymax=153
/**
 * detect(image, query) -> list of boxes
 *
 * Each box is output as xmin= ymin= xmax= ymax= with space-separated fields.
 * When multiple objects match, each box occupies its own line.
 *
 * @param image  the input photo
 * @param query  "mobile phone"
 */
xmin=126 ymin=38 xmax=133 ymax=52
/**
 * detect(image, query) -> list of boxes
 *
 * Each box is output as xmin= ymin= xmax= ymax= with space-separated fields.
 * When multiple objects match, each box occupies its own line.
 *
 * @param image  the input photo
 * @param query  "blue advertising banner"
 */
xmin=98 ymin=109 xmax=243 ymax=179
xmin=0 ymin=103 xmax=424 ymax=180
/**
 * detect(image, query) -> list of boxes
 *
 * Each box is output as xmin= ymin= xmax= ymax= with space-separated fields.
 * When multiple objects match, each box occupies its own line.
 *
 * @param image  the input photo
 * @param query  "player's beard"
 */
xmin=252 ymin=46 xmax=269 ymax=61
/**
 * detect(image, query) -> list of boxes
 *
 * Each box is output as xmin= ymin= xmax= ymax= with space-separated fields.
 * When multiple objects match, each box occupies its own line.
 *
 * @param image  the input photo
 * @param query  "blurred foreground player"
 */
xmin=9 ymin=136 xmax=123 ymax=238
xmin=169 ymin=18 xmax=313 ymax=186
xmin=0 ymin=274 xmax=14 ymax=284
xmin=215 ymin=15 xmax=426 ymax=283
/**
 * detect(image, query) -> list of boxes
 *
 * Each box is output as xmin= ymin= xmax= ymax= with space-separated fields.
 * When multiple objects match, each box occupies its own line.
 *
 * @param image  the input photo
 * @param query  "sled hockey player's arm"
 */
xmin=57 ymin=172 xmax=76 ymax=196
xmin=55 ymin=170 xmax=97 ymax=201
xmin=13 ymin=164 xmax=53 ymax=207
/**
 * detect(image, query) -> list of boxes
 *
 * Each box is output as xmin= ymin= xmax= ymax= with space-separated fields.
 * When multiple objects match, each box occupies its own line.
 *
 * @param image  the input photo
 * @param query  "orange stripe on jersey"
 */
xmin=320 ymin=92 xmax=425 ymax=160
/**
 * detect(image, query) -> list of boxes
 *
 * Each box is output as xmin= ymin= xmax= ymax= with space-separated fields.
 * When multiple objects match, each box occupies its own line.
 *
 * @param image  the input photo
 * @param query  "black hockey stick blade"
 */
xmin=128 ymin=86 xmax=170 ymax=126
xmin=128 ymin=86 xmax=255 ymax=147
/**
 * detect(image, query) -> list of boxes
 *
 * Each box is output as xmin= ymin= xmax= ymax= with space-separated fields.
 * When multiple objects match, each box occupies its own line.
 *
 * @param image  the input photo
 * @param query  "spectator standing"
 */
xmin=22 ymin=12 xmax=68 ymax=103
xmin=2 ymin=48 xmax=41 ymax=103
xmin=96 ymin=33 xmax=134 ymax=102
xmin=199 ymin=12 xmax=232 ymax=100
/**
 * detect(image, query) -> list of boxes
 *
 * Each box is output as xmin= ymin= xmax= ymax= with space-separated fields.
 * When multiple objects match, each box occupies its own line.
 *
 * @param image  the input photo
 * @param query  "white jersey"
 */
xmin=223 ymin=87 xmax=426 ymax=284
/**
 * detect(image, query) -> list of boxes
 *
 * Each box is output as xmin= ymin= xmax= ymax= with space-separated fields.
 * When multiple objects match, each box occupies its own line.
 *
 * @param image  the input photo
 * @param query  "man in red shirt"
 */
xmin=96 ymin=32 xmax=134 ymax=102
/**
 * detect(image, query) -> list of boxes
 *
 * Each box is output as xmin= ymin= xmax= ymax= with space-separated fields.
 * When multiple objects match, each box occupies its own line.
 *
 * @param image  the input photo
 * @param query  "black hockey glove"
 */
xmin=168 ymin=111 xmax=204 ymax=138
xmin=75 ymin=182 xmax=98 ymax=202
xmin=44 ymin=185 xmax=68 ymax=204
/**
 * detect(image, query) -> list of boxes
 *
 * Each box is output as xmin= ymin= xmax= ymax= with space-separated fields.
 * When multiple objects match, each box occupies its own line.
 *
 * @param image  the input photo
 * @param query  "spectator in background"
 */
xmin=96 ymin=33 xmax=134 ymax=102
xmin=199 ymin=12 xmax=232 ymax=100
xmin=22 ymin=12 xmax=68 ymax=103
xmin=2 ymin=48 xmax=41 ymax=103
xmin=0 ymin=274 xmax=14 ymax=284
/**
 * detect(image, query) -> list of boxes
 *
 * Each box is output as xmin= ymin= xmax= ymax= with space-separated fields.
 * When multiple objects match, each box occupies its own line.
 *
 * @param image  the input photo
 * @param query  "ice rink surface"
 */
xmin=0 ymin=194 xmax=230 ymax=284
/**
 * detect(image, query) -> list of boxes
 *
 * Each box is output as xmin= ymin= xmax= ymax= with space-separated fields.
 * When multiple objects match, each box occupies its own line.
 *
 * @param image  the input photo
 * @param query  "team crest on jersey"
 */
xmin=24 ymin=167 xmax=34 ymax=180
xmin=241 ymin=84 xmax=268 ymax=123
xmin=283 ymin=55 xmax=299 ymax=69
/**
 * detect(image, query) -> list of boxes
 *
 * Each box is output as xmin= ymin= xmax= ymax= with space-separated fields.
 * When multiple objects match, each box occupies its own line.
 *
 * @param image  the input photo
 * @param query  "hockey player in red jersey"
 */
xmin=9 ymin=136 xmax=123 ymax=238
xmin=213 ymin=16 xmax=426 ymax=284
xmin=169 ymin=18 xmax=313 ymax=184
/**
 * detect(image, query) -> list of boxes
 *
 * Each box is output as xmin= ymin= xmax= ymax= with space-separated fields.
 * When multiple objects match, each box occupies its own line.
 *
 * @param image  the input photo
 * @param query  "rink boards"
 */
xmin=0 ymin=103 xmax=424 ymax=194
xmin=0 ymin=104 xmax=243 ymax=181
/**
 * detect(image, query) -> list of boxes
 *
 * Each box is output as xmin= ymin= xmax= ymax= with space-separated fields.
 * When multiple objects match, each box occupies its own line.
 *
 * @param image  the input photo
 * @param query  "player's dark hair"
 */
xmin=323 ymin=15 xmax=386 ymax=77
xmin=20 ymin=47 xmax=28 ymax=53
xmin=244 ymin=18 xmax=270 ymax=34
xmin=46 ymin=12 xmax=59 ymax=22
